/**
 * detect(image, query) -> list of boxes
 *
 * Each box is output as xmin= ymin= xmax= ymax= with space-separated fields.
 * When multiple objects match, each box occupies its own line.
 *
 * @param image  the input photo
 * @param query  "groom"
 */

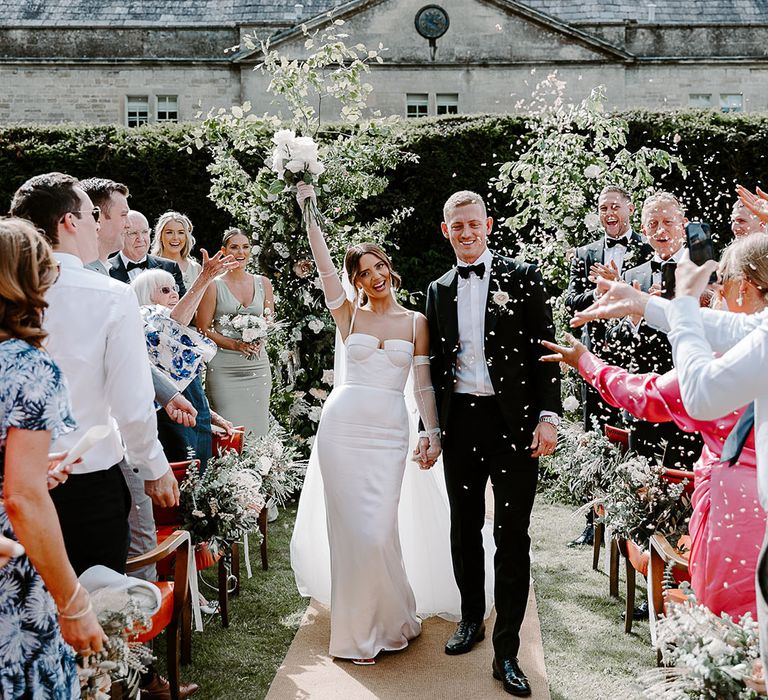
xmin=424 ymin=191 xmax=561 ymax=696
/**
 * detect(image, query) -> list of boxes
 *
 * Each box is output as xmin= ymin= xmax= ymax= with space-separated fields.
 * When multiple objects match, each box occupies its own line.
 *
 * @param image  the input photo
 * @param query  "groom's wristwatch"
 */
xmin=538 ymin=414 xmax=560 ymax=427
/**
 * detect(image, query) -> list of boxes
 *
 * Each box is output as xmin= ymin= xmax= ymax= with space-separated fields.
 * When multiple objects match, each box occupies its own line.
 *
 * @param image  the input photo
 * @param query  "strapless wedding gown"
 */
xmin=291 ymin=322 xmax=496 ymax=660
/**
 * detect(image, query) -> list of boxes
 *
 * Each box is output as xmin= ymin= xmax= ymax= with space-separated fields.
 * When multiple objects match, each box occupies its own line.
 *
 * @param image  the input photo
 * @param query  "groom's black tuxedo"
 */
xmin=426 ymin=254 xmax=561 ymax=434
xmin=425 ymin=252 xmax=561 ymax=660
xmin=108 ymin=253 xmax=187 ymax=296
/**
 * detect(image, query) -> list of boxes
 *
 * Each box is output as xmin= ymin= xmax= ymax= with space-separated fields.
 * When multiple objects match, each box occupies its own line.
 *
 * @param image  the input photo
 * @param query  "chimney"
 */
xmin=647 ymin=3 xmax=656 ymax=22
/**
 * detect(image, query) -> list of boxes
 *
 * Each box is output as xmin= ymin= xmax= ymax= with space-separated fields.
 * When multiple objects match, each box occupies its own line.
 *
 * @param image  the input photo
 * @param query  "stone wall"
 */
xmin=0 ymin=63 xmax=240 ymax=124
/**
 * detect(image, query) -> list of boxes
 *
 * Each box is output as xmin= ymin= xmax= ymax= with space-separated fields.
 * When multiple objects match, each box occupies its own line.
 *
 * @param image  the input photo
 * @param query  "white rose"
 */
xmin=273 ymin=242 xmax=290 ymax=259
xmin=584 ymin=212 xmax=601 ymax=230
xmin=309 ymin=387 xmax=328 ymax=401
xmin=493 ymin=290 xmax=510 ymax=307
xmin=308 ymin=319 xmax=324 ymax=334
xmin=322 ymin=369 xmax=335 ymax=385
xmin=272 ymin=129 xmax=296 ymax=148
xmin=623 ymin=250 xmax=634 ymax=262
xmin=259 ymin=455 xmax=273 ymax=475
xmin=583 ymin=164 xmax=602 ymax=179
xmin=563 ymin=396 xmax=580 ymax=412
xmin=242 ymin=327 xmax=262 ymax=343
xmin=563 ymin=216 xmax=576 ymax=228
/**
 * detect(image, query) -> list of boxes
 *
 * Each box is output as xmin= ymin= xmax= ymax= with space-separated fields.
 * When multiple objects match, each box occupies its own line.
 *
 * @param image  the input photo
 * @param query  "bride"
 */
xmin=290 ymin=183 xmax=489 ymax=664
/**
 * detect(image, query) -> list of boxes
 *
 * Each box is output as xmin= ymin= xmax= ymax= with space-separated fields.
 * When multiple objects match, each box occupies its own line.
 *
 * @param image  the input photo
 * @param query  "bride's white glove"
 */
xmin=412 ymin=356 xmax=441 ymax=469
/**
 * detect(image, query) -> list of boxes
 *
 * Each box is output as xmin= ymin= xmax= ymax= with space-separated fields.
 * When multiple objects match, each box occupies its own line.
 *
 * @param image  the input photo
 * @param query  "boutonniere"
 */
xmin=623 ymin=249 xmax=634 ymax=263
xmin=492 ymin=288 xmax=510 ymax=307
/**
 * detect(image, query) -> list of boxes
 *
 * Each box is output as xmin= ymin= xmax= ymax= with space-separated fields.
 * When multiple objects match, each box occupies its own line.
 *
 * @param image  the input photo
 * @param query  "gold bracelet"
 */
xmin=59 ymin=600 xmax=93 ymax=621
xmin=58 ymin=581 xmax=82 ymax=615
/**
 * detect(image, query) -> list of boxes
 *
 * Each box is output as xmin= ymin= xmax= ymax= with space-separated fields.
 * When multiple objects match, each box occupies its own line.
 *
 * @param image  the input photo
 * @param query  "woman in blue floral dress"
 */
xmin=0 ymin=218 xmax=105 ymax=698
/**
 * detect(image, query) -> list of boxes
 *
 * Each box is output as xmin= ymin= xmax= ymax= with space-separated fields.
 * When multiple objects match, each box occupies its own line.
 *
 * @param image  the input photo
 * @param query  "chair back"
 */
xmin=212 ymin=427 xmax=245 ymax=456
xmin=603 ymin=424 xmax=630 ymax=455
xmin=153 ymin=459 xmax=200 ymax=527
xmin=662 ymin=467 xmax=695 ymax=495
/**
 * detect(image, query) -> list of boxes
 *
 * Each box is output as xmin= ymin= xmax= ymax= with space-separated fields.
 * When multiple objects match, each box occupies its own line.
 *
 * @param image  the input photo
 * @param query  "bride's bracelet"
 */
xmin=57 ymin=581 xmax=82 ymax=615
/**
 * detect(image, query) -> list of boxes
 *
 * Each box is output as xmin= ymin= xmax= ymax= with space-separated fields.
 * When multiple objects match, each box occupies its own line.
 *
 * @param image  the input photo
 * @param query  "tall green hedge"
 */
xmin=3 ymin=111 xmax=768 ymax=299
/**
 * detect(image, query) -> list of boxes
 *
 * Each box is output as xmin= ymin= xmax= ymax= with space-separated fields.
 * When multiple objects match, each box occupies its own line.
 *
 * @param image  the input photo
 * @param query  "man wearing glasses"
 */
xmin=109 ymin=210 xmax=186 ymax=295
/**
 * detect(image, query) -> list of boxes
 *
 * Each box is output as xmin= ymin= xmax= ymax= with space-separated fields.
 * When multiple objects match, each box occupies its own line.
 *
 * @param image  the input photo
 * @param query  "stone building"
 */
xmin=1 ymin=0 xmax=767 ymax=125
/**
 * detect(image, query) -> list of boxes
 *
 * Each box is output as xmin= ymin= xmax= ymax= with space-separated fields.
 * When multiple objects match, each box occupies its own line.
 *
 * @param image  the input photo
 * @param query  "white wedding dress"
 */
xmin=291 ymin=308 xmax=495 ymax=660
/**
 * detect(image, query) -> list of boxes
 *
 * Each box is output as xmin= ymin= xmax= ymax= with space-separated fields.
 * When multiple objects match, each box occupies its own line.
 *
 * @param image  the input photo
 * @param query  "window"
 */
xmin=157 ymin=95 xmax=178 ymax=123
xmin=126 ymin=95 xmax=149 ymax=127
xmin=688 ymin=93 xmax=712 ymax=109
xmin=406 ymin=93 xmax=429 ymax=118
xmin=436 ymin=93 xmax=459 ymax=115
xmin=720 ymin=93 xmax=743 ymax=113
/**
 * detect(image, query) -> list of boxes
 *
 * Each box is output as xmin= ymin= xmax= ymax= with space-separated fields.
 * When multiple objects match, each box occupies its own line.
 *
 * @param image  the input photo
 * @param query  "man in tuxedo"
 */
xmin=425 ymin=190 xmax=561 ymax=697
xmin=612 ymin=192 xmax=702 ymax=468
xmin=731 ymin=199 xmax=766 ymax=238
xmin=564 ymin=185 xmax=653 ymax=546
xmin=109 ymin=210 xmax=186 ymax=294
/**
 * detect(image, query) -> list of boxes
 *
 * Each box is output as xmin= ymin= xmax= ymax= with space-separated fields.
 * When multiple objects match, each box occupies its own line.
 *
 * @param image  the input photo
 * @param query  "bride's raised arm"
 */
xmin=295 ymin=183 xmax=353 ymax=335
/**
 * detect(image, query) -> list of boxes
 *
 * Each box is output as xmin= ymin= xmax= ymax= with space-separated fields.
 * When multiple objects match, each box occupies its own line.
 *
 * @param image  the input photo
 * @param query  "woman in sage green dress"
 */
xmin=197 ymin=228 xmax=274 ymax=438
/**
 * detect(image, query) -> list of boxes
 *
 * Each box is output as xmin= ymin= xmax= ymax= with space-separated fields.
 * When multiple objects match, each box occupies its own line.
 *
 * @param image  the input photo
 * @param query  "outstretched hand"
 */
xmin=737 ymin=184 xmax=768 ymax=223
xmin=571 ymin=277 xmax=649 ymax=328
xmin=530 ymin=422 xmax=557 ymax=458
xmin=674 ymin=249 xmax=719 ymax=300
xmin=200 ymin=248 xmax=238 ymax=280
xmin=540 ymin=333 xmax=588 ymax=370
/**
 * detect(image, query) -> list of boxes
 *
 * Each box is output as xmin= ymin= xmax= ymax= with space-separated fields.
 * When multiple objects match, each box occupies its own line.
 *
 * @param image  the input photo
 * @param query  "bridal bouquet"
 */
xmin=641 ymin=588 xmax=762 ymax=699
xmin=268 ymin=129 xmax=324 ymax=224
xmin=179 ymin=457 xmax=266 ymax=555
xmin=77 ymin=590 xmax=153 ymax=700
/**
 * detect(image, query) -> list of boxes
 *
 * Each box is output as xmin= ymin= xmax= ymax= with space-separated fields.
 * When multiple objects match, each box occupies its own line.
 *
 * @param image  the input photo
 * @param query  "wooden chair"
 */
xmin=597 ymin=425 xmax=631 ymax=595
xmin=126 ymin=529 xmax=192 ymax=700
xmin=648 ymin=532 xmax=691 ymax=654
xmin=154 ymin=460 xmax=234 ymax=628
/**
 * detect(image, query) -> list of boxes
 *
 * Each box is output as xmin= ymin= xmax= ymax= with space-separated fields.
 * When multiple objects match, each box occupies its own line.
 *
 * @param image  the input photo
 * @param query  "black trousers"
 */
xmin=49 ymin=462 xmax=132 ymax=575
xmin=442 ymin=394 xmax=538 ymax=659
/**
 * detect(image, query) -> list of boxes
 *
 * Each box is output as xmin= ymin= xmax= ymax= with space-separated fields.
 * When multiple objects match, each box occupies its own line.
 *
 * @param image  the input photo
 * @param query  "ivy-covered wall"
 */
xmin=3 ymin=110 xmax=768 ymax=300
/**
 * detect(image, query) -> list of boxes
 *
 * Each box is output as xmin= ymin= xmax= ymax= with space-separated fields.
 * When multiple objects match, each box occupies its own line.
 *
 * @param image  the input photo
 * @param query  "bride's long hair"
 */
xmin=344 ymin=243 xmax=402 ymax=306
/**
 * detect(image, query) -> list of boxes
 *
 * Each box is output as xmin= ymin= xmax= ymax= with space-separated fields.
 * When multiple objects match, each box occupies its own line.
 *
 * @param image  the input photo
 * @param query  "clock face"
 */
xmin=415 ymin=4 xmax=450 ymax=40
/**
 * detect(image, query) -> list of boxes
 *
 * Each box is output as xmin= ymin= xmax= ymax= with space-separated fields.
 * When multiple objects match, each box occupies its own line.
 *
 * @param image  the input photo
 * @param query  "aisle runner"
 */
xmin=266 ymin=589 xmax=550 ymax=699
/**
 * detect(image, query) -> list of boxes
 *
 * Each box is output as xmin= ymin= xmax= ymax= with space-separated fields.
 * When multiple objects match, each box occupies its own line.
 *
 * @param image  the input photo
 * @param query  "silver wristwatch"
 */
xmin=538 ymin=415 xmax=560 ymax=427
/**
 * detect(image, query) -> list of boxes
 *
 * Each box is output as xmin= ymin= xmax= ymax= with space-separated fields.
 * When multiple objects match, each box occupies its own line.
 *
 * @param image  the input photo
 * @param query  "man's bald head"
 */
xmin=122 ymin=210 xmax=151 ymax=261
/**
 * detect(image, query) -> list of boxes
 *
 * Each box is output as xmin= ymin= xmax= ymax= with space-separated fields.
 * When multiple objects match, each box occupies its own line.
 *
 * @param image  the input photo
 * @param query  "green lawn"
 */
xmin=156 ymin=499 xmax=655 ymax=699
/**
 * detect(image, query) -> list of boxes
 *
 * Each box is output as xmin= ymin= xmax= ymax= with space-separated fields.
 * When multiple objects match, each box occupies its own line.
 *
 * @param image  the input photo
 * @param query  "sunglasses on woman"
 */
xmin=158 ymin=284 xmax=179 ymax=295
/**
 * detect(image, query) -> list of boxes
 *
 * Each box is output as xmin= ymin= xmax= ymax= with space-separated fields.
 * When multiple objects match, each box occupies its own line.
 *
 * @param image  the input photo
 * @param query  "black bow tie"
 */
xmin=605 ymin=237 xmax=629 ymax=249
xmin=457 ymin=263 xmax=486 ymax=280
xmin=650 ymin=259 xmax=676 ymax=274
xmin=126 ymin=260 xmax=147 ymax=272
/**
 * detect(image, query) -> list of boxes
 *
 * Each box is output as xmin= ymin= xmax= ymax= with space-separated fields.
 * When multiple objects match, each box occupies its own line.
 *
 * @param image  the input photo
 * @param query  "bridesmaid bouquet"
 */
xmin=267 ymin=129 xmax=324 ymax=224
xmin=218 ymin=311 xmax=286 ymax=357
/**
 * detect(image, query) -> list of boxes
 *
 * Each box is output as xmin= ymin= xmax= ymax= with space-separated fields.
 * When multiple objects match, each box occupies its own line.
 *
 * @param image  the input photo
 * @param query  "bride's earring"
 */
xmin=357 ymin=286 xmax=364 ymax=305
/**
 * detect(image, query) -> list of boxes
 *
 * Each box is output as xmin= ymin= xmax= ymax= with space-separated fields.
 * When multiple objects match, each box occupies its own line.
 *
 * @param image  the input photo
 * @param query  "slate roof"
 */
xmin=2 ymin=0 xmax=766 ymax=25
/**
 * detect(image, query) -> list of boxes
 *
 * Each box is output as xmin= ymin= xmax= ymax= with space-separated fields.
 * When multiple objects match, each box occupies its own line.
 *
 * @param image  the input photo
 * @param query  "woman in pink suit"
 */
xmin=544 ymin=233 xmax=768 ymax=620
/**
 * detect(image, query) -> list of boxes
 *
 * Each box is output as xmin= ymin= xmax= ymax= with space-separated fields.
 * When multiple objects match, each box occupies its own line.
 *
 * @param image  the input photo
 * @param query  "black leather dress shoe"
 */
xmin=568 ymin=523 xmax=594 ymax=547
xmin=492 ymin=657 xmax=531 ymax=697
xmin=444 ymin=619 xmax=485 ymax=655
xmin=622 ymin=599 xmax=649 ymax=621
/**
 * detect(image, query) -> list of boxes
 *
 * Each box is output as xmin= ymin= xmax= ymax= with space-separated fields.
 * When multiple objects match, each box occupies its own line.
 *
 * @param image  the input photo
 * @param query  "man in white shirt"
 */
xmin=425 ymin=190 xmax=561 ymax=697
xmin=9 ymin=172 xmax=179 ymax=575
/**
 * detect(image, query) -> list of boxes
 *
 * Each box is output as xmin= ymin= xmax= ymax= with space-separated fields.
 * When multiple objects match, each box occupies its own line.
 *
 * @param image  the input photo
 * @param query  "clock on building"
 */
xmin=415 ymin=5 xmax=450 ymax=41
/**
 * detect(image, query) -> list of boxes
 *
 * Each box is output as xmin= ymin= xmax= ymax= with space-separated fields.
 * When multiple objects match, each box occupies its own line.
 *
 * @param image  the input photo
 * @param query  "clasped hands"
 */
xmin=413 ymin=436 xmax=441 ymax=470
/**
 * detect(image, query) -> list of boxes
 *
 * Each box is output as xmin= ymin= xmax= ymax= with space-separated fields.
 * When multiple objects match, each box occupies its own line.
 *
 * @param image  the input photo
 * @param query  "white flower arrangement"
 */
xmin=78 ymin=590 xmax=153 ymax=700
xmin=268 ymin=129 xmax=325 ymax=225
xmin=217 ymin=311 xmax=285 ymax=357
xmin=562 ymin=395 xmax=580 ymax=413
xmin=641 ymin=587 xmax=762 ymax=699
xmin=584 ymin=212 xmax=601 ymax=231
xmin=307 ymin=318 xmax=325 ymax=334
xmin=583 ymin=164 xmax=602 ymax=179
xmin=180 ymin=456 xmax=265 ymax=555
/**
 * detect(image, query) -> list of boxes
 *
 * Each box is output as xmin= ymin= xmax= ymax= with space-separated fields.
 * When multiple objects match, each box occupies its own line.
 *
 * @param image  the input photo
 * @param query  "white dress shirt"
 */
xmin=603 ymin=229 xmax=633 ymax=275
xmin=648 ymin=295 xmax=768 ymax=508
xmin=119 ymin=251 xmax=148 ymax=281
xmin=454 ymin=248 xmax=557 ymax=421
xmin=455 ymin=248 xmax=494 ymax=395
xmin=44 ymin=253 xmax=170 ymax=480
